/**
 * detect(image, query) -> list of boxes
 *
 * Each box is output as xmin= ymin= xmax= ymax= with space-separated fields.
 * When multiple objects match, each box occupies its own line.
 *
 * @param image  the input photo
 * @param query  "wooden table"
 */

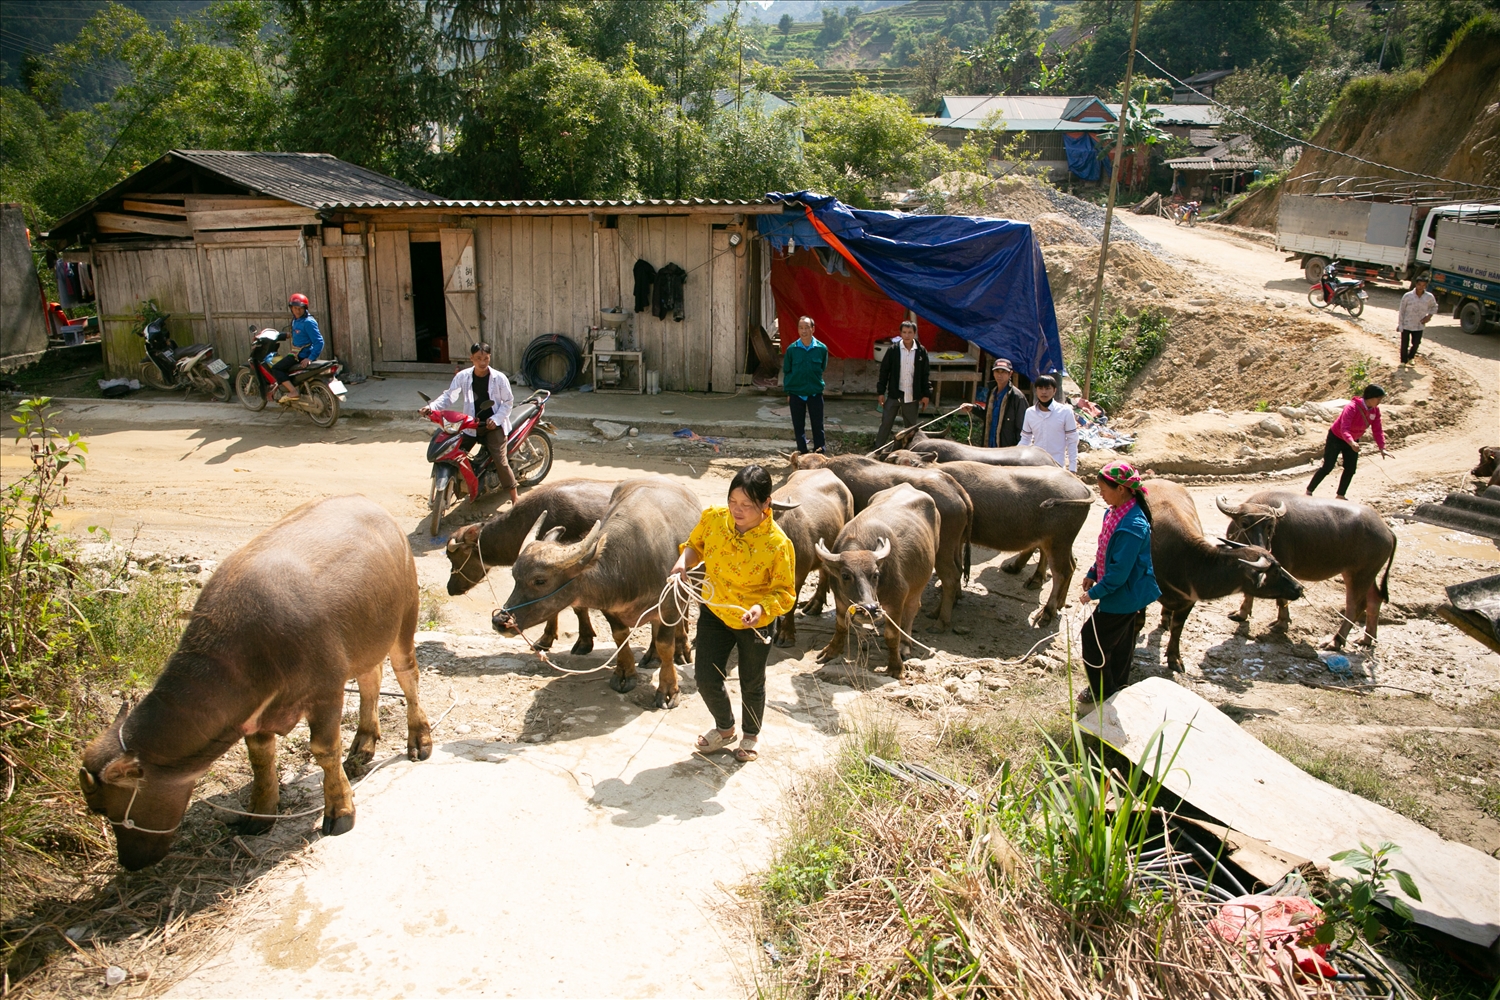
xmin=927 ymin=356 xmax=980 ymax=408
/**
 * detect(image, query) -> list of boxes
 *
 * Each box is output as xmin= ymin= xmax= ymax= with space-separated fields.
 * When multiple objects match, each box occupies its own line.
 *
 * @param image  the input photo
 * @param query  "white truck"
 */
xmin=1276 ymin=194 xmax=1497 ymax=286
xmin=1430 ymin=215 xmax=1500 ymax=334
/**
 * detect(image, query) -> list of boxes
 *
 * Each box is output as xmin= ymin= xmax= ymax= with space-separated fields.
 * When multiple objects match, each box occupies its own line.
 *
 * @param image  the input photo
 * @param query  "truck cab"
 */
xmin=1414 ymin=203 xmax=1500 ymax=269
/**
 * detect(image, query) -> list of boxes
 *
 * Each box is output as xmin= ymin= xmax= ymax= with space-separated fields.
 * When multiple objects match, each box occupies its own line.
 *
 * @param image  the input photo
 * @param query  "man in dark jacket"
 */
xmin=966 ymin=357 xmax=1027 ymax=448
xmin=874 ymin=320 xmax=930 ymax=448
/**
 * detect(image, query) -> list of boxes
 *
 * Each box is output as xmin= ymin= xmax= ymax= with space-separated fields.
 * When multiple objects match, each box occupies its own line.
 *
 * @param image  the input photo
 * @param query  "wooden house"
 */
xmin=43 ymin=150 xmax=779 ymax=390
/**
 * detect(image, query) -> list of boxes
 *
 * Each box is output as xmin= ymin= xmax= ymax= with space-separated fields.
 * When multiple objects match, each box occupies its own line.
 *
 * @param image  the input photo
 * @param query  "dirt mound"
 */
xmin=1030 ymin=212 xmax=1097 ymax=246
xmin=980 ymin=176 xmax=1060 ymax=221
xmin=1217 ymin=178 xmax=1280 ymax=231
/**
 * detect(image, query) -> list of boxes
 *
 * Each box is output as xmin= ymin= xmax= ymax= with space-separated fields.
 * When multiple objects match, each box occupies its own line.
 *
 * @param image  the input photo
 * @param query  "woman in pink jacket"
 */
xmin=1307 ymin=384 xmax=1388 ymax=499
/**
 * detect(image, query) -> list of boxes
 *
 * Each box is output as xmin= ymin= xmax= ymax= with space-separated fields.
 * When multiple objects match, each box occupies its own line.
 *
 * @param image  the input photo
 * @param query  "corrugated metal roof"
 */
xmin=927 ymin=117 xmax=1108 ymax=132
xmin=318 ymin=197 xmax=775 ymax=210
xmin=167 ymin=150 xmax=437 ymax=207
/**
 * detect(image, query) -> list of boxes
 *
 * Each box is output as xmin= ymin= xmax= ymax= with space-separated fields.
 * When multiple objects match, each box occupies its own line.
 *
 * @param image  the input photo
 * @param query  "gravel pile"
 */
xmin=1042 ymin=187 xmax=1166 ymax=256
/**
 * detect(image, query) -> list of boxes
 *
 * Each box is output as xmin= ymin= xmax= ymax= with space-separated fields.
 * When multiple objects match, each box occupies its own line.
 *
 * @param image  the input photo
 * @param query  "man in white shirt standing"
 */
xmin=1397 ymin=276 xmax=1438 ymax=365
xmin=1020 ymin=373 xmax=1078 ymax=472
xmin=873 ymin=319 xmax=931 ymax=449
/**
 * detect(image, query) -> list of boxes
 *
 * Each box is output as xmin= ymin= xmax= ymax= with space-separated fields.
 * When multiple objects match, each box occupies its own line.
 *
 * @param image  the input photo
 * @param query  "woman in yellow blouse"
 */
xmin=670 ymin=465 xmax=796 ymax=763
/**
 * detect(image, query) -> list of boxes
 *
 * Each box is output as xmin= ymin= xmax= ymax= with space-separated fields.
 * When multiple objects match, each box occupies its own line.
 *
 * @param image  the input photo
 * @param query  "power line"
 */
xmin=1134 ymin=49 xmax=1500 ymax=194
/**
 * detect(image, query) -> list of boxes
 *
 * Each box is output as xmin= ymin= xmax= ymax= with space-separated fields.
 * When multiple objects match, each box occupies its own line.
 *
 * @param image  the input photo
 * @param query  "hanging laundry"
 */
xmin=815 ymin=247 xmax=849 ymax=276
xmin=54 ymin=260 xmax=81 ymax=307
xmin=632 ymin=259 xmax=656 ymax=313
xmin=78 ymin=262 xmax=95 ymax=302
xmin=654 ymin=262 xmax=688 ymax=321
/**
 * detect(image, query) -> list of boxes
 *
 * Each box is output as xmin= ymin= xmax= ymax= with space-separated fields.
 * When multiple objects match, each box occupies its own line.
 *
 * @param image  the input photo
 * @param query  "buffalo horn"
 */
xmin=814 ymin=539 xmax=841 ymax=565
xmin=78 ymin=767 xmax=97 ymax=792
xmin=1215 ymin=495 xmax=1245 ymax=518
xmin=554 ymin=520 xmax=605 ymax=569
xmin=1268 ymin=501 xmax=1287 ymax=517
xmin=872 ymin=537 xmax=892 ymax=562
xmin=518 ymin=512 xmax=549 ymax=554
xmin=1237 ymin=552 xmax=1273 ymax=569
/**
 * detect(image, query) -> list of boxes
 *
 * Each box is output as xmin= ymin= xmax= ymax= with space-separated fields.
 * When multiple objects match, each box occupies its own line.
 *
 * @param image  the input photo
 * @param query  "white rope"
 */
xmin=864 ymin=404 xmax=976 ymax=458
xmin=202 ymin=752 xmax=405 ymax=822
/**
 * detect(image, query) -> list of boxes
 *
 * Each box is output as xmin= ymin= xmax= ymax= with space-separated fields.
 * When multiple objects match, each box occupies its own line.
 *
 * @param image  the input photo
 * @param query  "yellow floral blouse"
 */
xmin=683 ymin=506 xmax=797 ymax=630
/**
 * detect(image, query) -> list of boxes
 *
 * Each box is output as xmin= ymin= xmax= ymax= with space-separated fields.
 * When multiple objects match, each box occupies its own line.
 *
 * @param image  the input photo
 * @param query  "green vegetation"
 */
xmin=1066 ymin=308 xmax=1170 ymax=414
xmin=0 ymin=400 xmax=187 ymax=927
xmin=1344 ymin=354 xmax=1376 ymax=396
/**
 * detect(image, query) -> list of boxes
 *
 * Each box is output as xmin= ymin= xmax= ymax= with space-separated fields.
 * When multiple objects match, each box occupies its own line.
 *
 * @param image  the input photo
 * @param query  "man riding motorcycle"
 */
xmin=421 ymin=342 xmax=520 ymax=506
xmin=273 ymin=293 xmax=324 ymax=403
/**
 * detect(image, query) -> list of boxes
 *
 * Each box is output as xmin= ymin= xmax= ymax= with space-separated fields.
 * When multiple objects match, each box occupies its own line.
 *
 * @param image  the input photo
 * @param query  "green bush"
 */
xmin=1067 ymin=309 xmax=1170 ymax=414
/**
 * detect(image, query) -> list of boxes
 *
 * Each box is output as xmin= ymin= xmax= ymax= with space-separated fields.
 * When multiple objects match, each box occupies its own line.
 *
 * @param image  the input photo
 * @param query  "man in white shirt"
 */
xmin=422 ymin=342 xmax=519 ymax=505
xmin=1396 ymin=276 xmax=1438 ymax=364
xmin=874 ymin=320 xmax=931 ymax=449
xmin=1020 ymin=373 xmax=1078 ymax=471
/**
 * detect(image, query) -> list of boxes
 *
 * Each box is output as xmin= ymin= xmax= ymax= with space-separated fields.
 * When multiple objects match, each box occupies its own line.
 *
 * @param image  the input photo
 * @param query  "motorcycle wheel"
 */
xmin=139 ymin=360 xmax=172 ymax=391
xmin=1307 ymin=287 xmax=1331 ymax=310
xmin=429 ymin=479 xmax=452 ymax=537
xmin=203 ymin=372 xmax=232 ymax=402
xmin=236 ymin=368 xmax=267 ymax=411
xmin=305 ymin=381 xmax=340 ymax=428
xmin=511 ymin=429 xmax=554 ymax=487
xmin=1342 ymin=293 xmax=1365 ymax=318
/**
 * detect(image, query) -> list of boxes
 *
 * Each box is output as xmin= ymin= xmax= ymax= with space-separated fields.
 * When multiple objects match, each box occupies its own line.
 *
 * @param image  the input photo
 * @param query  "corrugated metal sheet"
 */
xmin=320 ymin=196 xmax=776 ymax=210
xmin=167 ymin=150 xmax=435 ymax=207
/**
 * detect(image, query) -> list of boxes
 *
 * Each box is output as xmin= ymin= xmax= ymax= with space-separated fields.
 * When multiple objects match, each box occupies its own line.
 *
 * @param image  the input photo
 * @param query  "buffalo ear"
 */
xmin=100 ymin=755 xmax=143 ymax=786
xmin=454 ymin=523 xmax=481 ymax=545
xmin=542 ymin=525 xmax=566 ymax=542
xmin=78 ymin=767 xmax=98 ymax=793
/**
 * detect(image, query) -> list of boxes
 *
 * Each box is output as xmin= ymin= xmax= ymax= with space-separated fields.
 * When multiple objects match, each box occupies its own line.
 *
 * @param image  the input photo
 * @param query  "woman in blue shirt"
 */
xmin=274 ymin=292 xmax=324 ymax=403
xmin=1078 ymin=460 xmax=1160 ymax=705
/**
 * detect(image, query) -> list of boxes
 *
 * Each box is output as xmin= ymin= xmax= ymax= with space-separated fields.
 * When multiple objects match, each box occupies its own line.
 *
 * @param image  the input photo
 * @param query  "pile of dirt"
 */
xmin=1217 ymin=178 xmax=1280 ymax=230
xmin=1029 ymin=211 xmax=1098 ymax=246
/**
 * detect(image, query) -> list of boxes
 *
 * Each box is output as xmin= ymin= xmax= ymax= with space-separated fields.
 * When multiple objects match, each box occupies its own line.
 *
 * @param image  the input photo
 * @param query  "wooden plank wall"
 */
xmin=473 ymin=216 xmax=597 ymax=373
xmin=199 ymin=241 xmax=328 ymax=366
xmin=93 ymin=244 xmax=209 ymax=377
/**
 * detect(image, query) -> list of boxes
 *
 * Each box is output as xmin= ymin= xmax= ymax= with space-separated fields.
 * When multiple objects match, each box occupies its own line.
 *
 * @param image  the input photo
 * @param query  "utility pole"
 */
xmin=1081 ymin=0 xmax=1141 ymax=404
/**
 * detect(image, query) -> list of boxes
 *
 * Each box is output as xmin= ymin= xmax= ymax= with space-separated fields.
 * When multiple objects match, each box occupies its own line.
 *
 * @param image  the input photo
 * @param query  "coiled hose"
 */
xmin=521 ymin=334 xmax=581 ymax=391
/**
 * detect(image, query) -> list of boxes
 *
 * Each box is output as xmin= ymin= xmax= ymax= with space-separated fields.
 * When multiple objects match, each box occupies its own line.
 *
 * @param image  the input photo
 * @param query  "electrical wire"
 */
xmin=1134 ymin=49 xmax=1500 ymax=194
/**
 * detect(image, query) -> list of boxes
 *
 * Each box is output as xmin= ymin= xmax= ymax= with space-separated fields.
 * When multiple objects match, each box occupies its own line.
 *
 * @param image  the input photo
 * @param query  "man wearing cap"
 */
xmin=1020 ymin=374 xmax=1078 ymax=472
xmin=874 ymin=319 xmax=931 ymax=449
xmin=964 ymin=358 xmax=1027 ymax=448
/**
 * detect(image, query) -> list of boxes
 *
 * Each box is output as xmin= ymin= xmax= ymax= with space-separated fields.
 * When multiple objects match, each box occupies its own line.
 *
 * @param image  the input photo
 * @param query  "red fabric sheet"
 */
xmin=769 ymin=247 xmax=967 ymax=359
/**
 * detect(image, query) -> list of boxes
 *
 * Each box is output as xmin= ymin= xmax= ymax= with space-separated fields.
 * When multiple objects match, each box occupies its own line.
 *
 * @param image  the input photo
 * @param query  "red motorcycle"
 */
xmin=419 ymin=389 xmax=555 ymax=536
xmin=1307 ymin=260 xmax=1368 ymax=317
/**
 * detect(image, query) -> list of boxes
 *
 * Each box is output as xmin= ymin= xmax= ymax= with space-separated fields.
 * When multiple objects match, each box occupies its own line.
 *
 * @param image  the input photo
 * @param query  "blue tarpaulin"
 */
xmin=1064 ymin=133 xmax=1102 ymax=181
xmin=762 ymin=192 xmax=1064 ymax=379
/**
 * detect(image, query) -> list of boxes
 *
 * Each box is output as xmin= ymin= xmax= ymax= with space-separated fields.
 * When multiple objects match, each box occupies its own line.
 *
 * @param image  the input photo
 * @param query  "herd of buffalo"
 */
xmin=80 ymin=429 xmax=1398 ymax=869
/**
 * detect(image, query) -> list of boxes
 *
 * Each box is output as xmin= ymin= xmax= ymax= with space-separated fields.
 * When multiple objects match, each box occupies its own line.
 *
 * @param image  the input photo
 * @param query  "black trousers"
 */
xmin=694 ymin=611 xmax=771 ymax=736
xmin=1307 ymin=431 xmax=1359 ymax=497
xmin=270 ymin=354 xmax=301 ymax=384
xmin=874 ymin=399 xmax=920 ymax=448
xmin=1400 ymin=328 xmax=1423 ymax=363
xmin=1082 ymin=608 xmax=1144 ymax=699
xmin=788 ymin=394 xmax=825 ymax=453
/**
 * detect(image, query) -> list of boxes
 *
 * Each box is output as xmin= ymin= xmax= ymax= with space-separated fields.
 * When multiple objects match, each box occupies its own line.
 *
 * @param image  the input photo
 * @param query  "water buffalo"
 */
xmin=445 ymin=480 xmax=623 ymax=653
xmin=901 ymin=460 xmax=1092 ymax=626
xmin=769 ymin=468 xmax=855 ymax=648
xmin=788 ymin=453 xmax=972 ymax=629
xmin=1473 ymin=446 xmax=1500 ymax=488
xmin=814 ymin=483 xmax=939 ymax=677
xmin=493 ymin=478 xmax=701 ymax=708
xmin=890 ymin=429 xmax=1058 ymax=467
xmin=1145 ymin=479 xmax=1305 ymax=673
xmin=1217 ymin=491 xmax=1397 ymax=649
xmin=79 ymin=496 xmax=432 ymax=870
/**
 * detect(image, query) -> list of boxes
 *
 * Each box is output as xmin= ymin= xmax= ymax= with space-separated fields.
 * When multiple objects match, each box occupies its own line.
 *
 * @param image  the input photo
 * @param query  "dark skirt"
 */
xmin=1081 ymin=608 xmax=1144 ymax=699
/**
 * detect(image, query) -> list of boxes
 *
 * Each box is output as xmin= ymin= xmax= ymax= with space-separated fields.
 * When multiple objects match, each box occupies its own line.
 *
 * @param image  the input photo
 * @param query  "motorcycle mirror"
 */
xmin=417 ymin=391 xmax=432 ymax=403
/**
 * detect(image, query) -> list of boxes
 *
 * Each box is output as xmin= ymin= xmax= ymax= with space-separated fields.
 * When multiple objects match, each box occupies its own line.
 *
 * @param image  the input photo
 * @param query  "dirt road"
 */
xmin=7 ymin=221 xmax=1497 ymax=998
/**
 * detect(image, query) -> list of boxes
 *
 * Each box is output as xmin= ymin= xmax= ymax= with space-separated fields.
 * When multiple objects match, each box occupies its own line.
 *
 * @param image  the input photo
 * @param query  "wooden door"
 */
xmin=372 ymin=229 xmax=416 ymax=362
xmin=440 ymin=228 xmax=479 ymax=351
xmin=709 ymin=228 xmax=741 ymax=393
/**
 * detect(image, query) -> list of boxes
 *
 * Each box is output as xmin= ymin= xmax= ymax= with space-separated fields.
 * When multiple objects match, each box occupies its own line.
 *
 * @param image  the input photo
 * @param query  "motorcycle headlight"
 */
xmin=442 ymin=419 xmax=463 ymax=434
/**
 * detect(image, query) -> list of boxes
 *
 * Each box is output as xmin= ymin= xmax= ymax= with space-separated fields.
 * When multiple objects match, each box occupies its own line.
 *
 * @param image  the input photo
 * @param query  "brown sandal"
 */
xmin=734 ymin=736 xmax=759 ymax=762
xmin=696 ymin=728 xmax=736 ymax=753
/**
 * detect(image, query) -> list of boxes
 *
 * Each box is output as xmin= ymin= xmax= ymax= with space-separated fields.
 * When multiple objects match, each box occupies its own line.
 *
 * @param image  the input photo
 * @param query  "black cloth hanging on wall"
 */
xmin=632 ymin=259 xmax=656 ymax=312
xmin=654 ymin=263 xmax=688 ymax=321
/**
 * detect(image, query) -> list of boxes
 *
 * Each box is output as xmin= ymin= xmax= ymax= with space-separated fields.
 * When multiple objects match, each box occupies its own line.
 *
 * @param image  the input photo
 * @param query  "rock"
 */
xmin=526 ymin=732 xmax=546 ymax=743
xmin=1138 ymin=279 xmax=1156 ymax=292
xmin=591 ymin=420 xmax=630 ymax=440
xmin=1277 ymin=406 xmax=1306 ymax=419
xmin=1274 ymin=300 xmax=1288 ymax=308
xmin=942 ymin=676 xmax=961 ymax=693
xmin=883 ymin=684 xmax=947 ymax=709
xmin=983 ymin=673 xmax=1010 ymax=689
xmin=1292 ymin=423 xmax=1305 ymax=435
xmin=627 ymin=427 xmax=639 ymax=437
xmin=1188 ymin=297 xmax=1213 ymax=306
xmin=954 ymin=681 xmax=981 ymax=704
xmin=105 ymin=967 xmax=127 ymax=988
xmin=1239 ymin=444 xmax=1259 ymax=458
xmin=1256 ymin=416 xmax=1287 ymax=438
xmin=963 ymin=670 xmax=982 ymax=683
xmin=815 ymin=662 xmax=896 ymax=689
xmin=455 ymin=723 xmax=472 ymax=734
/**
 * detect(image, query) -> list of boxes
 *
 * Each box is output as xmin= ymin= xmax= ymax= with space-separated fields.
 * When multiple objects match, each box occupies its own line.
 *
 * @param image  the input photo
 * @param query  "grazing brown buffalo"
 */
xmin=444 ymin=480 xmax=624 ymax=653
xmin=769 ymin=469 xmax=855 ymax=648
xmin=1145 ymin=479 xmax=1305 ymax=673
xmin=788 ymin=453 xmax=972 ymax=629
xmin=493 ymin=478 xmax=700 ymax=708
xmin=815 ymin=483 xmax=939 ymax=677
xmin=79 ymin=496 xmax=432 ymax=870
xmin=1217 ymin=491 xmax=1397 ymax=649
xmin=890 ymin=429 xmax=1057 ymax=467
xmin=900 ymin=460 xmax=1092 ymax=626
xmin=1473 ymin=446 xmax=1500 ymax=488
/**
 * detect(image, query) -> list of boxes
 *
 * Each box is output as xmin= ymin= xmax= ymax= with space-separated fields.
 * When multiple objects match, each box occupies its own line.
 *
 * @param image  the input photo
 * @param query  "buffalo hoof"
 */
xmin=674 ymin=645 xmax=690 ymax=666
xmin=570 ymin=636 xmax=595 ymax=655
xmin=231 ymin=816 xmax=275 ymax=836
xmin=1319 ymin=634 xmax=1347 ymax=651
xmin=654 ymin=687 xmax=680 ymax=710
xmin=1167 ymin=659 xmax=1185 ymax=674
xmin=1227 ymin=610 xmax=1248 ymax=623
xmin=1271 ymin=617 xmax=1291 ymax=632
xmin=1027 ymin=607 xmax=1056 ymax=628
xmin=322 ymin=811 xmax=355 ymax=836
xmin=640 ymin=649 xmax=659 ymax=669
xmin=1023 ymin=575 xmax=1045 ymax=591
xmin=610 ymin=672 xmax=639 ymax=694
xmin=1000 ymin=560 xmax=1024 ymax=576
xmin=409 ymin=729 xmax=433 ymax=762
xmin=1355 ymin=632 xmax=1376 ymax=647
xmin=888 ymin=663 xmax=905 ymax=680
xmin=535 ymin=635 xmax=556 ymax=651
xmin=815 ymin=645 xmax=840 ymax=664
xmin=772 ymin=634 xmax=794 ymax=648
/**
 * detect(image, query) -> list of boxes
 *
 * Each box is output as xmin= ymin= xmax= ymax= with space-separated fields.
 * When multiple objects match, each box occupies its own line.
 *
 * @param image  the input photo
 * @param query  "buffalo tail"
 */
xmin=1379 ymin=536 xmax=1396 ymax=603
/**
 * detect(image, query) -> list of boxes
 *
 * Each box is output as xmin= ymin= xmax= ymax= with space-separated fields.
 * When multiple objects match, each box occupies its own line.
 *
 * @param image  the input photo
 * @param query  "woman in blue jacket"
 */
xmin=1078 ymin=460 xmax=1160 ymax=705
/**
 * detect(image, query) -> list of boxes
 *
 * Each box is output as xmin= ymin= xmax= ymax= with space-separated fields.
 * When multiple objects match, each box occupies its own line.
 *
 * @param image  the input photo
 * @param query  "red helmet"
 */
xmin=288 ymin=293 xmax=310 ymax=310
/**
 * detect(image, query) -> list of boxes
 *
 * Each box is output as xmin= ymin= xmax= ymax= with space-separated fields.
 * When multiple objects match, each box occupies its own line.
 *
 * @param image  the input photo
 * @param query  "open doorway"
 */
xmin=409 ymin=241 xmax=449 ymax=363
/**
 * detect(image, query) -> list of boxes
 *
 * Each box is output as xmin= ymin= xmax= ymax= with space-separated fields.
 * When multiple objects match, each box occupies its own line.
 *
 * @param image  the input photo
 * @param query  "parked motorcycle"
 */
xmin=1307 ymin=260 xmax=1368 ymax=317
xmin=1172 ymin=200 xmax=1201 ymax=227
xmin=235 ymin=326 xmax=347 ymax=428
xmin=137 ymin=316 xmax=231 ymax=400
xmin=419 ymin=388 xmax=555 ymax=536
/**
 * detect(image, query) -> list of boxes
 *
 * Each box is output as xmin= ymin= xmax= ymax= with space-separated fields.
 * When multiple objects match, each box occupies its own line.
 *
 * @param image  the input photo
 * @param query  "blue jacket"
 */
xmin=1086 ymin=503 xmax=1160 ymax=614
xmin=290 ymin=315 xmax=324 ymax=361
xmin=782 ymin=336 xmax=828 ymax=397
